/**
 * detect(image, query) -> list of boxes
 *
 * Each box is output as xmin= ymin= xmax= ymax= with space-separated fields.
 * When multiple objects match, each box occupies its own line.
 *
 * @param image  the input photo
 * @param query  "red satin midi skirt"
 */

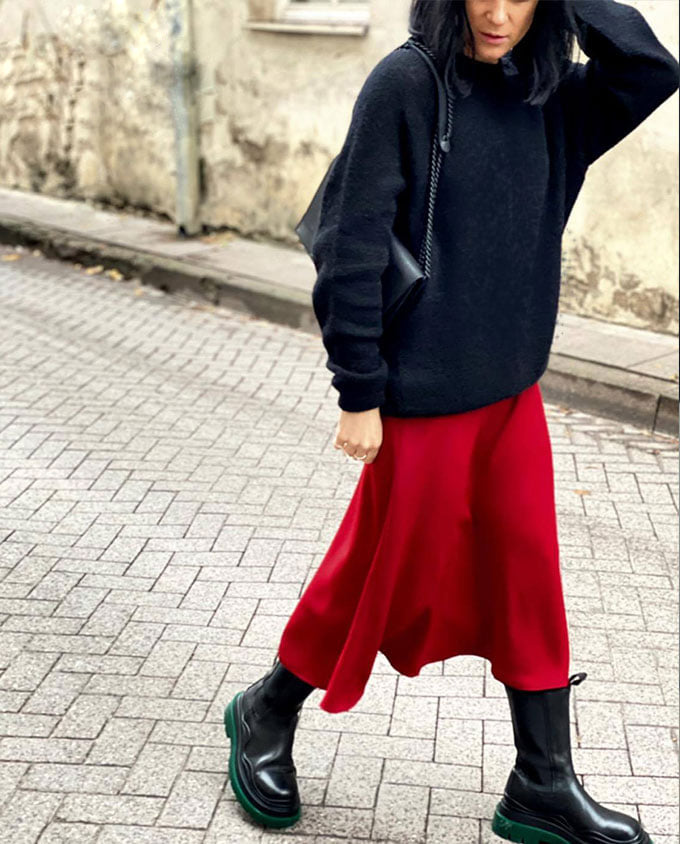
xmin=277 ymin=381 xmax=570 ymax=713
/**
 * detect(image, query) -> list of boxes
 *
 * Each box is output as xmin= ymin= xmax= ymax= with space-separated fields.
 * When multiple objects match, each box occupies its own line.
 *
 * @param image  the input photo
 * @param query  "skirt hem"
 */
xmin=279 ymin=646 xmax=571 ymax=714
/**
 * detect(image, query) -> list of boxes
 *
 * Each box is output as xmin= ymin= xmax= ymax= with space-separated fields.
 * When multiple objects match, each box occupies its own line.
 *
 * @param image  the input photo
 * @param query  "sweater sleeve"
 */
xmin=559 ymin=0 xmax=680 ymax=169
xmin=310 ymin=54 xmax=408 ymax=413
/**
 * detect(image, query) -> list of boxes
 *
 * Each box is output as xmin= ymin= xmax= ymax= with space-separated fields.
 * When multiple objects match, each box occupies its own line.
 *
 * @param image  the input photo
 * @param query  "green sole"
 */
xmin=492 ymin=807 xmax=654 ymax=844
xmin=492 ymin=808 xmax=571 ymax=844
xmin=224 ymin=692 xmax=302 ymax=829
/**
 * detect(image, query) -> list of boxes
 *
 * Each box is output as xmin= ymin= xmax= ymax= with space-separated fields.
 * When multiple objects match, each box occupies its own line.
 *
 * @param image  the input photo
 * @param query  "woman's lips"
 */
xmin=480 ymin=31 xmax=508 ymax=43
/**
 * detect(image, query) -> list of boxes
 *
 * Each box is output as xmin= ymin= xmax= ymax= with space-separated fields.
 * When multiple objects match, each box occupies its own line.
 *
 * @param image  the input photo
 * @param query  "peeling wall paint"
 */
xmin=561 ymin=232 xmax=678 ymax=334
xmin=0 ymin=1 xmax=175 ymax=214
xmin=0 ymin=0 xmax=678 ymax=334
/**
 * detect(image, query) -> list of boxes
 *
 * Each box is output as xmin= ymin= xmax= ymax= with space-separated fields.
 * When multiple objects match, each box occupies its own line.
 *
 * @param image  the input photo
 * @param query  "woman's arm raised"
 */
xmin=559 ymin=0 xmax=679 ymax=169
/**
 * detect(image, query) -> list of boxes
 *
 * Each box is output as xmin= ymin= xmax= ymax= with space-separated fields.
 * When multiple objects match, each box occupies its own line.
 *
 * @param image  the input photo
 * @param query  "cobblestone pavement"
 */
xmin=0 ymin=244 xmax=678 ymax=844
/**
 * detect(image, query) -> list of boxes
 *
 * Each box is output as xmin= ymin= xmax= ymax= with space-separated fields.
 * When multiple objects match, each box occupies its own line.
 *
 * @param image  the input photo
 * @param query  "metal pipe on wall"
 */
xmin=166 ymin=0 xmax=201 ymax=235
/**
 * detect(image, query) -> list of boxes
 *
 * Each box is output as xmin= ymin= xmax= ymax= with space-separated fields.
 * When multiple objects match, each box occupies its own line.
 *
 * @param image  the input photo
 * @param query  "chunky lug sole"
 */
xmin=224 ymin=690 xmax=302 ymax=829
xmin=492 ymin=805 xmax=654 ymax=844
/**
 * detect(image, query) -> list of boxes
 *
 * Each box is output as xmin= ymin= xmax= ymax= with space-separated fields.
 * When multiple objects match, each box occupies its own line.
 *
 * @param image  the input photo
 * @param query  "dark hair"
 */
xmin=408 ymin=0 xmax=580 ymax=105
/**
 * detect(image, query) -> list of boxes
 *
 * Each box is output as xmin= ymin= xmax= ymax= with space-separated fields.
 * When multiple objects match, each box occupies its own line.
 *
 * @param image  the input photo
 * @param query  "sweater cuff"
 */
xmin=332 ymin=370 xmax=386 ymax=413
xmin=337 ymin=391 xmax=384 ymax=413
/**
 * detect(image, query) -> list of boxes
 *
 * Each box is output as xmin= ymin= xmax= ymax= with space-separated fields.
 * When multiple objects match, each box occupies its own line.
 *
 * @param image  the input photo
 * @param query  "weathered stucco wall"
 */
xmin=0 ymin=0 xmax=678 ymax=333
xmin=0 ymin=0 xmax=175 ymax=214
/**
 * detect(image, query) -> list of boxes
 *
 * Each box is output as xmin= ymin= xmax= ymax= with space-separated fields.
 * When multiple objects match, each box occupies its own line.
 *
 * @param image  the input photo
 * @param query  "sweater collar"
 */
xmin=455 ymin=49 xmax=520 ymax=81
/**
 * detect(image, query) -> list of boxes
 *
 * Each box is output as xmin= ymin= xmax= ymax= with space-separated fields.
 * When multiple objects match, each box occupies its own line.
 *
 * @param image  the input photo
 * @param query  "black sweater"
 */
xmin=310 ymin=0 xmax=680 ymax=416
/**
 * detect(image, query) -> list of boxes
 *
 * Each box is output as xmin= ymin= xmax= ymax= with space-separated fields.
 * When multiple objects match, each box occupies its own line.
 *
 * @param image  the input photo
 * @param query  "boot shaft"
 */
xmin=504 ymin=672 xmax=587 ymax=787
xmin=261 ymin=657 xmax=316 ymax=715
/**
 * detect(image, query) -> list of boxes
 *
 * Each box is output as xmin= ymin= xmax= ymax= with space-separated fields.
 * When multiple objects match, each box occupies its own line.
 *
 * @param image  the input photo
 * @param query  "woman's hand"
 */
xmin=333 ymin=407 xmax=383 ymax=464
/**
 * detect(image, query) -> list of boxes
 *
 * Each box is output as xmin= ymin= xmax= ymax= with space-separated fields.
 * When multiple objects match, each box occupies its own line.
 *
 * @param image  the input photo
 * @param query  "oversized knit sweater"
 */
xmin=309 ymin=0 xmax=680 ymax=416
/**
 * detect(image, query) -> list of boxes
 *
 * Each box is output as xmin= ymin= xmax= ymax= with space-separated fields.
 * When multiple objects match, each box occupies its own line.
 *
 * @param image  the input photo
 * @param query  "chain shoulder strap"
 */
xmin=400 ymin=38 xmax=455 ymax=280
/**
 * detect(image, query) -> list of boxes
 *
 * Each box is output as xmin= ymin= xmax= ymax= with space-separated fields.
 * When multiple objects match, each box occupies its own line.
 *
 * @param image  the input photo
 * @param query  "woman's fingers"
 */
xmin=342 ymin=443 xmax=370 ymax=461
xmin=333 ymin=408 xmax=383 ymax=464
xmin=333 ymin=413 xmax=382 ymax=463
xmin=359 ymin=446 xmax=379 ymax=464
xmin=344 ymin=446 xmax=376 ymax=464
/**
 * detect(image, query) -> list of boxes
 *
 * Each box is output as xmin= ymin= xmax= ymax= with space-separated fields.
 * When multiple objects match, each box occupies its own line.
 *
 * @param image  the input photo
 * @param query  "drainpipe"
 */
xmin=166 ymin=0 xmax=201 ymax=235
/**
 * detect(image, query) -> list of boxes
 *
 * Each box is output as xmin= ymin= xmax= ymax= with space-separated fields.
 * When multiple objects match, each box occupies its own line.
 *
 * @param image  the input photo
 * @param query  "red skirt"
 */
xmin=277 ymin=381 xmax=570 ymax=713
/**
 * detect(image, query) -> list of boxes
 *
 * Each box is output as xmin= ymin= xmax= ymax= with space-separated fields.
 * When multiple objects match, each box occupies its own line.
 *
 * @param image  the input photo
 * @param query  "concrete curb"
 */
xmin=1 ymin=213 xmax=677 ymax=438
xmin=540 ymin=355 xmax=677 ymax=435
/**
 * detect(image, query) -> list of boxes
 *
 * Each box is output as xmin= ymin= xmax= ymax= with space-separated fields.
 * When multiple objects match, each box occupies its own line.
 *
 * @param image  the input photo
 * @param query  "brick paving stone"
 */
xmin=156 ymin=770 xmax=224 ymax=828
xmin=384 ymin=758 xmax=480 ymax=792
xmin=0 ymin=789 xmax=61 ymax=843
xmin=623 ymin=703 xmax=679 ymax=728
xmin=325 ymin=753 xmax=383 ymax=809
xmin=140 ymin=640 xmax=195 ymax=678
xmin=428 ymin=814 xmax=481 ymax=843
xmin=303 ymin=709 xmax=390 ymax=737
xmin=132 ymin=607 xmax=212 ymax=627
xmin=0 ymin=652 xmax=59 ymax=691
xmin=152 ymin=566 xmax=199 ymax=595
xmin=79 ymin=604 xmax=134 ymax=637
xmin=571 ymin=748 xmax=632 ymax=776
xmin=0 ymin=248 xmax=677 ymax=842
xmin=57 ymin=655 xmax=142 ymax=675
xmin=483 ymin=742 xmax=517 ymax=793
xmin=56 ymin=794 xmax=164 ymax=825
xmin=0 ymin=760 xmax=28 ymax=806
xmin=21 ymin=763 xmax=128 ymax=794
xmin=2 ymin=615 xmax=83 ymax=636
xmin=185 ymin=746 xmax=228 ymax=773
xmin=638 ymin=804 xmax=679 ymax=838
xmin=54 ymin=587 xmax=108 ymax=619
xmin=126 ymin=552 xmax=172 ymax=580
xmin=21 ymin=672 xmax=90 ymax=715
xmin=625 ymin=725 xmax=679 ymax=777
xmin=430 ymin=788 xmax=499 ymax=820
xmin=581 ymin=774 xmax=676 ymax=804
xmin=436 ymin=718 xmax=483 ymax=766
xmin=109 ymin=621 xmax=164 ymax=657
xmin=0 ymin=713 xmax=56 ymax=737
xmin=39 ymin=822 xmax=101 ymax=843
xmin=123 ymin=743 xmax=188 ymax=797
xmin=0 ymin=732 xmax=92 ymax=763
xmin=170 ymin=659 xmax=227 ymax=701
xmin=288 ymin=804 xmax=376 ymax=839
xmin=148 ymin=720 xmax=225 ymax=748
xmin=160 ymin=626 xmax=241 ymax=647
xmin=87 ymin=718 xmax=154 ymax=766
xmin=372 ymin=782 xmax=429 ymax=842
xmin=116 ymin=695 xmax=208 ymax=722
xmin=82 ymin=674 xmax=174 ymax=698
xmin=338 ymin=732 xmax=434 ymax=763
xmin=52 ymin=693 xmax=119 ymax=739
xmin=576 ymin=700 xmax=627 ymax=748
xmin=203 ymin=801 xmax=267 ymax=843
xmin=99 ymin=828 xmax=204 ymax=844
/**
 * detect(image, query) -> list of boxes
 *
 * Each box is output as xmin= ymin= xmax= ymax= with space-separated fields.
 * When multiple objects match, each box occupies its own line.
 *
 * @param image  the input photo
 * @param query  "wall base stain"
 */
xmin=561 ymin=237 xmax=678 ymax=335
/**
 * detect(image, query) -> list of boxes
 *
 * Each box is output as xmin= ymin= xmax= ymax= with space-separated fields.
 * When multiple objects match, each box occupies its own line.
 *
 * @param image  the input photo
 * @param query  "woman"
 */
xmin=225 ymin=0 xmax=679 ymax=838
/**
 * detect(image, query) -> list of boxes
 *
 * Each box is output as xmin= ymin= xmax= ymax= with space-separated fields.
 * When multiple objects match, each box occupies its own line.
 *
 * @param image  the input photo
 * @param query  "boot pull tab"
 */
xmin=568 ymin=672 xmax=587 ymax=686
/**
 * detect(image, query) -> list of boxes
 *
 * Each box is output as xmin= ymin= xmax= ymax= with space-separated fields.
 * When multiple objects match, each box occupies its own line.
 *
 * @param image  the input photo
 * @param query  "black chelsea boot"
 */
xmin=224 ymin=657 xmax=315 ymax=828
xmin=492 ymin=672 xmax=654 ymax=844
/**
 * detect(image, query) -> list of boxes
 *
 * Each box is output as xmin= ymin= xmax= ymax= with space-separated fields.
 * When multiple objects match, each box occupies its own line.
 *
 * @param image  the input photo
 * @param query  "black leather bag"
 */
xmin=294 ymin=37 xmax=455 ymax=330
